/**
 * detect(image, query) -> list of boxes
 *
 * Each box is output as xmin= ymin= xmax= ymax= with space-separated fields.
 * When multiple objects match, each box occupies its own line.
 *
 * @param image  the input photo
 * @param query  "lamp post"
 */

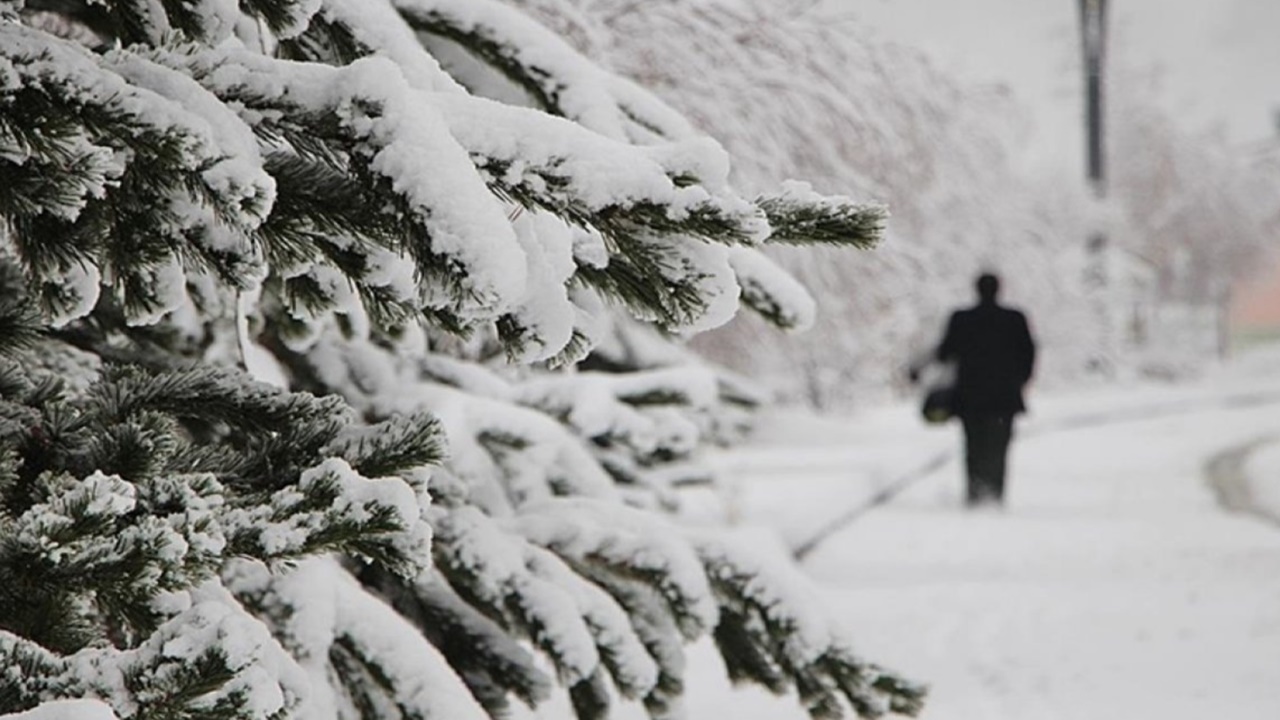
xmin=1078 ymin=0 xmax=1112 ymax=373
xmin=1080 ymin=0 xmax=1107 ymax=199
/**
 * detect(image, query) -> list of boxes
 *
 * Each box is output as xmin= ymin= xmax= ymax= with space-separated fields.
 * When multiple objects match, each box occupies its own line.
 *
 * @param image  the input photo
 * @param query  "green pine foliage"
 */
xmin=0 ymin=1 xmax=923 ymax=719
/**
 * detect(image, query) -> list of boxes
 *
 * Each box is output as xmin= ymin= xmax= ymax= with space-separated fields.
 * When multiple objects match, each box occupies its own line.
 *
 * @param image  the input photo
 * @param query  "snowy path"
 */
xmin=702 ymin=350 xmax=1280 ymax=720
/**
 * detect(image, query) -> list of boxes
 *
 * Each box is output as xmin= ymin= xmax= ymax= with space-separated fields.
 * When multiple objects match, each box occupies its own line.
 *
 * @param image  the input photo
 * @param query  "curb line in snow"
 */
xmin=792 ymin=447 xmax=954 ymax=561
xmin=791 ymin=390 xmax=1280 ymax=563
xmin=1205 ymin=436 xmax=1280 ymax=528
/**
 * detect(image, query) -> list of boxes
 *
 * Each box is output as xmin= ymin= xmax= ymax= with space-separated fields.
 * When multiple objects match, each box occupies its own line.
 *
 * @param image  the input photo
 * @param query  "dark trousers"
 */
xmin=960 ymin=414 xmax=1014 ymax=505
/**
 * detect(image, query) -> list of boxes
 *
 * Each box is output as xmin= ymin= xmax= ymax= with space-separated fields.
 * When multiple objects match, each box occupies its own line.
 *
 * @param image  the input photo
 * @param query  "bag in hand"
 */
xmin=921 ymin=384 xmax=956 ymax=424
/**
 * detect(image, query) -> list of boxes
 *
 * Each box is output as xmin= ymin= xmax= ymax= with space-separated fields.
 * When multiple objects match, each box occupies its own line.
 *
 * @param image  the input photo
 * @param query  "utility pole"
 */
xmin=1080 ymin=0 xmax=1107 ymax=199
xmin=1078 ymin=0 xmax=1112 ymax=373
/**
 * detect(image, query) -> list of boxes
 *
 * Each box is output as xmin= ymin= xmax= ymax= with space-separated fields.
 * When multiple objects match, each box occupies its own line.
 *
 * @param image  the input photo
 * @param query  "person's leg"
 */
xmin=962 ymin=415 xmax=998 ymax=504
xmin=988 ymin=415 xmax=1014 ymax=503
xmin=961 ymin=416 xmax=983 ymax=505
xmin=971 ymin=416 xmax=1001 ymax=504
xmin=963 ymin=415 xmax=1013 ymax=506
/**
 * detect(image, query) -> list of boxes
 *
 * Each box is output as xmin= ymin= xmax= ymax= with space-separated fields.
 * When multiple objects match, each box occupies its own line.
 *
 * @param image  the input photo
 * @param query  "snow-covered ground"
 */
xmin=1245 ymin=439 xmax=1280 ymax=524
xmin=685 ymin=343 xmax=1280 ymax=720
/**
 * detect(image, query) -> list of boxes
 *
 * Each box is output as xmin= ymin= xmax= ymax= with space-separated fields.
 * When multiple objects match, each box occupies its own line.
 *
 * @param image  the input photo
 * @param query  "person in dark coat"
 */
xmin=933 ymin=272 xmax=1036 ymax=506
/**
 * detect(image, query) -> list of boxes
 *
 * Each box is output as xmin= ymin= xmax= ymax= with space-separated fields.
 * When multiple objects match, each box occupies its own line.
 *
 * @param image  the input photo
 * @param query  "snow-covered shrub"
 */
xmin=0 ymin=1 xmax=921 ymax=719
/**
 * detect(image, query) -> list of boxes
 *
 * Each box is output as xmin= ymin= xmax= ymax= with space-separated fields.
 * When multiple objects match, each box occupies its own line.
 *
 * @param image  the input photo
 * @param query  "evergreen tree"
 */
xmin=0 ymin=1 xmax=923 ymax=719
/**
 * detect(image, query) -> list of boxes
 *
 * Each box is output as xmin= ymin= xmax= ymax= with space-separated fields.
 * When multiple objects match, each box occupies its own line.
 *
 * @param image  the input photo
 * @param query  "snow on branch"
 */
xmin=281 ymin=0 xmax=465 ymax=93
xmin=757 ymin=181 xmax=887 ymax=249
xmin=0 ymin=699 xmax=120 ymax=720
xmin=388 ymin=0 xmax=851 ymax=334
xmin=223 ymin=557 xmax=490 ymax=720
xmin=0 ymin=358 xmax=442 ymax=714
xmin=730 ymin=246 xmax=818 ymax=331
xmin=516 ymin=365 xmax=723 ymax=504
xmin=392 ymin=570 xmax=554 ymax=714
xmin=694 ymin=532 xmax=927 ymax=719
xmin=389 ymin=378 xmax=621 ymax=508
xmin=523 ymin=543 xmax=661 ymax=700
xmin=392 ymin=0 xmax=696 ymax=142
xmin=432 ymin=505 xmax=605 ymax=686
xmin=273 ymin=0 xmax=848 ymax=337
xmin=239 ymin=0 xmax=324 ymax=40
xmin=157 ymin=43 xmax=529 ymax=324
xmin=514 ymin=498 xmax=719 ymax=640
xmin=436 ymin=93 xmax=764 ymax=246
xmin=0 ymin=597 xmax=308 ymax=720
xmin=222 ymin=457 xmax=430 ymax=576
xmin=0 ymin=25 xmax=274 ymax=324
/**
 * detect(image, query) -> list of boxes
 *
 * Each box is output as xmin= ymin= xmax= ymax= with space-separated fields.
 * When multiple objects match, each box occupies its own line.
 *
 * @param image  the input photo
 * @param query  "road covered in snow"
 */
xmin=698 ymin=345 xmax=1280 ymax=720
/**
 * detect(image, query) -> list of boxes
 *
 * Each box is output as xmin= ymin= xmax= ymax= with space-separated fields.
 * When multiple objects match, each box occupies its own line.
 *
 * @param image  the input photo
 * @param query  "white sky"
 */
xmin=832 ymin=0 xmax=1280 ymax=170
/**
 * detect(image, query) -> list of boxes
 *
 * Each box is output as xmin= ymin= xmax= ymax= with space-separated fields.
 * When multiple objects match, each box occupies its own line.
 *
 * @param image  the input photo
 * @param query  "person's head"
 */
xmin=976 ymin=272 xmax=1000 ymax=304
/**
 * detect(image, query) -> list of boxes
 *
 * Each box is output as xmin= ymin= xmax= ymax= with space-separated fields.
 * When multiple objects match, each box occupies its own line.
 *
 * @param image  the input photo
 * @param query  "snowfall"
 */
xmin=573 ymin=342 xmax=1280 ymax=720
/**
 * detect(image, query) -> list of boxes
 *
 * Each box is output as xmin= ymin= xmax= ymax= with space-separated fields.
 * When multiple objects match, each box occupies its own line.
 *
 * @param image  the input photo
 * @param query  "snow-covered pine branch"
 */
xmin=0 ymin=357 xmax=435 ymax=719
xmin=694 ymin=533 xmax=926 ymax=719
xmin=757 ymin=181 xmax=887 ymax=250
xmin=384 ymin=0 xmax=882 ymax=327
xmin=390 ymin=0 xmax=692 ymax=141
xmin=0 ymin=24 xmax=272 ymax=325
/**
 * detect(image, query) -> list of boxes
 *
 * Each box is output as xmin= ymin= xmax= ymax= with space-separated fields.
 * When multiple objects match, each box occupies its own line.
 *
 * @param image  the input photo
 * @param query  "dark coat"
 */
xmin=937 ymin=301 xmax=1036 ymax=416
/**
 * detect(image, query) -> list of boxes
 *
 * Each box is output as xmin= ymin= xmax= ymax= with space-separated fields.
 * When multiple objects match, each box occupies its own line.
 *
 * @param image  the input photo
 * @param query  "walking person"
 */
xmin=924 ymin=273 xmax=1036 ymax=507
